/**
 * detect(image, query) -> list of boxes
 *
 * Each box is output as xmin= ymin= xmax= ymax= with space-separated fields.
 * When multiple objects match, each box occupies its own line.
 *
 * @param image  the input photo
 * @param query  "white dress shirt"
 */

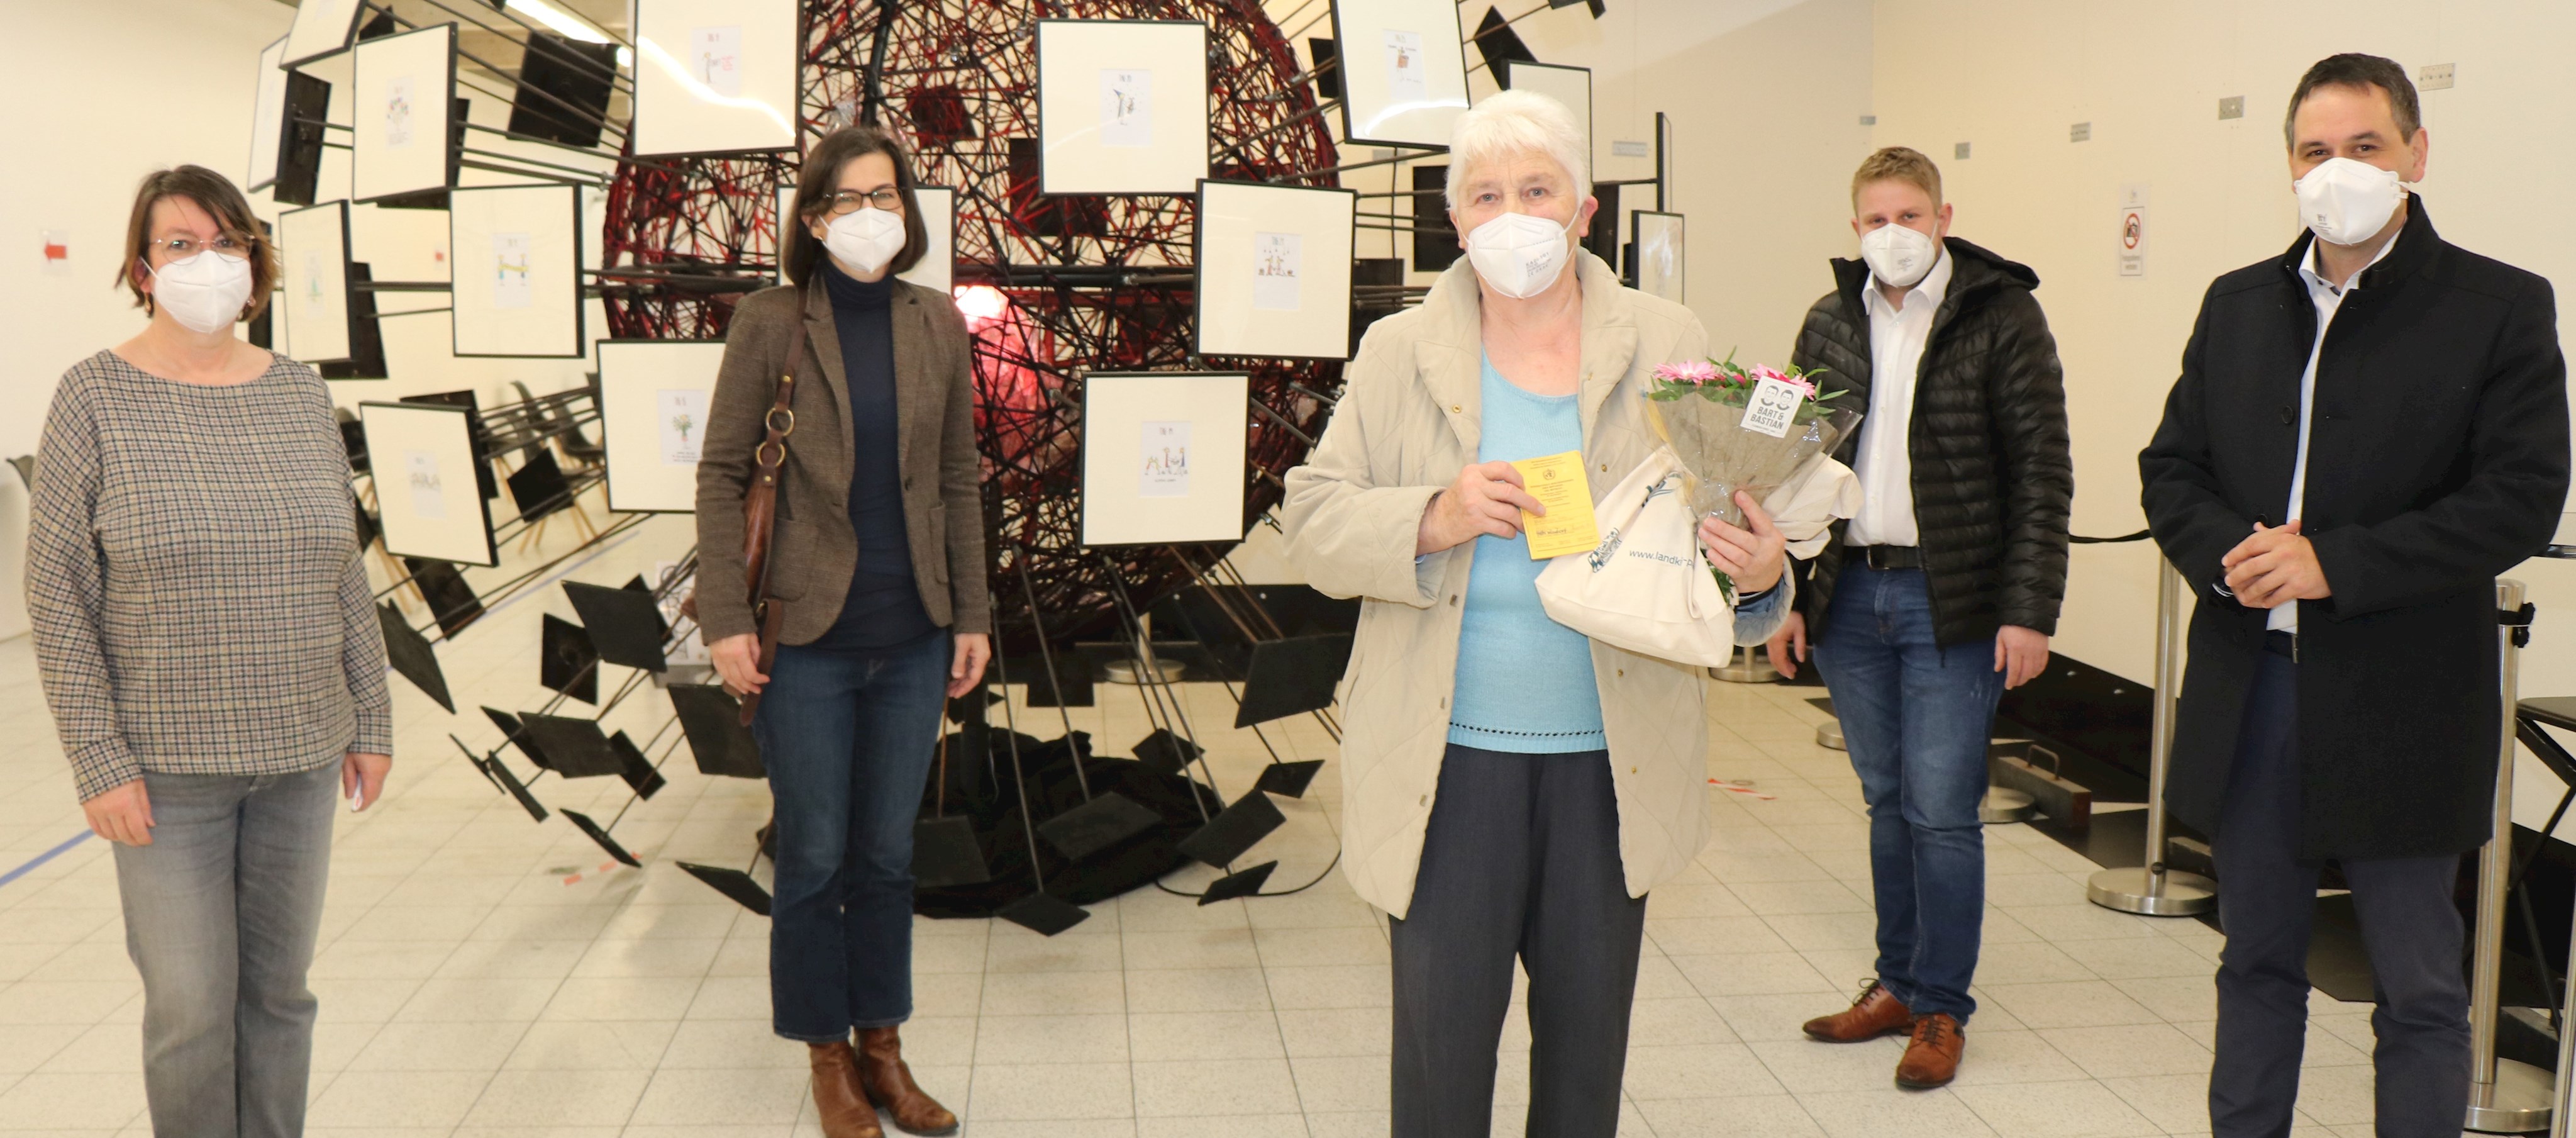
xmin=2273 ymin=230 xmax=2397 ymax=633
xmin=1846 ymin=245 xmax=1953 ymax=548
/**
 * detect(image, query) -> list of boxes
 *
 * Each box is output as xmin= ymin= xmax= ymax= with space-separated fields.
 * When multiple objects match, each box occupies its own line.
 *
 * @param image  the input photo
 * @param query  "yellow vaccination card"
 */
xmin=1511 ymin=450 xmax=1601 ymax=560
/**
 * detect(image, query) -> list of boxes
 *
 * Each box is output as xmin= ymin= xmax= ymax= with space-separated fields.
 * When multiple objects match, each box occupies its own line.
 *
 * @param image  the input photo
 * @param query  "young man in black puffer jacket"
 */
xmin=1770 ymin=146 xmax=2073 ymax=1090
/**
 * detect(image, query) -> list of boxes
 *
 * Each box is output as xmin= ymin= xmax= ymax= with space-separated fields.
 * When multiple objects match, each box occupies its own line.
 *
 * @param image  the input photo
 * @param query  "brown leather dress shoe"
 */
xmin=1801 ymin=979 xmax=1913 ymax=1042
xmin=858 ymin=1025 xmax=959 ymax=1135
xmin=1895 ymin=1013 xmax=1966 ymax=1088
xmin=808 ymin=1041 xmax=885 ymax=1138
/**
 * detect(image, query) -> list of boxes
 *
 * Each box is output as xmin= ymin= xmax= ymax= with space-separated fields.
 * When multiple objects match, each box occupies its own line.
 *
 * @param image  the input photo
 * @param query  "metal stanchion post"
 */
xmin=2468 ymin=579 xmax=2551 ymax=1132
xmin=2087 ymin=558 xmax=2216 ymax=916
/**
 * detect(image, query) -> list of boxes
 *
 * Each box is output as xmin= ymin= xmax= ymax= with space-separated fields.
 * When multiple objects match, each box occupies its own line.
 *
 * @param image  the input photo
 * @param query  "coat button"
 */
xmin=1599 ymin=463 xmax=1608 ymax=472
xmin=1419 ymin=795 xmax=1428 ymax=806
xmin=2278 ymin=406 xmax=2294 ymax=425
xmin=1616 ymin=669 xmax=1624 ymax=677
xmin=1449 ymin=594 xmax=1460 ymax=606
xmin=1438 ymin=696 xmax=1447 ymax=708
xmin=1451 ymin=404 xmax=1462 ymax=413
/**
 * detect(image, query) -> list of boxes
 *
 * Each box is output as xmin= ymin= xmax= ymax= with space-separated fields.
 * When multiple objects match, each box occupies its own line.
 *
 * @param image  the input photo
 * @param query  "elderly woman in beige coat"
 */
xmin=1281 ymin=90 xmax=1792 ymax=1138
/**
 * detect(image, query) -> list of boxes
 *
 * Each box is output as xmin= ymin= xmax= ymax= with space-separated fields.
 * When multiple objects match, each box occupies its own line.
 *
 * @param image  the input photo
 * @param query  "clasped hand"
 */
xmin=2221 ymin=520 xmax=2330 ymax=609
xmin=1416 ymin=460 xmax=1785 ymax=594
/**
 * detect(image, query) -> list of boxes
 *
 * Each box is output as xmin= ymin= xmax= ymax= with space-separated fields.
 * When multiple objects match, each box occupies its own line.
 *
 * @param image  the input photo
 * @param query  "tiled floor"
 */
xmin=0 ymin=510 xmax=2407 ymax=1135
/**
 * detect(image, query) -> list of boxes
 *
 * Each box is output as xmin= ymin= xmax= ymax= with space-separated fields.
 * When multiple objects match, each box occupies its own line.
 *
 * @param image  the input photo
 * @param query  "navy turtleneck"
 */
xmin=810 ymin=258 xmax=935 ymax=651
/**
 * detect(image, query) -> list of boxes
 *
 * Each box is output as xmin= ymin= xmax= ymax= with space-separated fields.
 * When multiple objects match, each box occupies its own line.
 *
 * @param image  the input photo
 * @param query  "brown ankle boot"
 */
xmin=857 ymin=1025 xmax=958 ymax=1135
xmin=1801 ymin=979 xmax=1913 ymax=1042
xmin=1895 ymin=1013 xmax=1966 ymax=1089
xmin=808 ymin=1041 xmax=884 ymax=1138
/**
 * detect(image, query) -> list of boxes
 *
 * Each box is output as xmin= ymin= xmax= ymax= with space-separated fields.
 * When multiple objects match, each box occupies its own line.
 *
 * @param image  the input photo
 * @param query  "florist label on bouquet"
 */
xmin=1511 ymin=450 xmax=1601 ymax=559
xmin=1740 ymin=376 xmax=1807 ymax=438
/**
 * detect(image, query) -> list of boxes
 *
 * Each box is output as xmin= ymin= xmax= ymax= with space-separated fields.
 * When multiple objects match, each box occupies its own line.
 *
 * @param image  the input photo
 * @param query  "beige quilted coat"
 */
xmin=1281 ymin=251 xmax=1791 ymax=920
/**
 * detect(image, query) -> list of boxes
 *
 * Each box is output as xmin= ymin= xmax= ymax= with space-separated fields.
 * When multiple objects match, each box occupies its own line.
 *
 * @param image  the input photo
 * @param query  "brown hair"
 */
xmin=782 ymin=125 xmax=931 ymax=287
xmin=1849 ymin=146 xmax=1943 ymax=209
xmin=2285 ymin=53 xmax=2422 ymax=150
xmin=117 ymin=165 xmax=277 ymax=321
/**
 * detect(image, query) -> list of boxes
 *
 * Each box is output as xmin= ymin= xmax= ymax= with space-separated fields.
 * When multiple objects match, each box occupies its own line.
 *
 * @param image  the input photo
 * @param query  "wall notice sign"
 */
xmin=1252 ymin=232 xmax=1302 ymax=311
xmin=41 ymin=229 xmax=67 ymax=276
xmin=658 ymin=388 xmax=707 ymax=465
xmin=1384 ymin=30 xmax=1426 ymax=102
xmin=404 ymin=450 xmax=446 ymax=519
xmin=1740 ymin=376 xmax=1805 ymax=438
xmin=490 ymin=232 xmax=533 ymax=309
xmin=2118 ymin=183 xmax=2148 ymax=277
xmin=692 ymin=25 xmax=743 ymax=96
xmin=1140 ymin=420 xmax=1190 ymax=497
xmin=384 ymin=75 xmax=415 ymax=147
xmin=1099 ymin=68 xmax=1153 ymax=148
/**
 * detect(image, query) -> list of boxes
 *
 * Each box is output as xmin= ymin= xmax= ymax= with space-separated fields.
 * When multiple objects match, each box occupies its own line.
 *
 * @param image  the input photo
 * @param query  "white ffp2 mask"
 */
xmin=1859 ymin=223 xmax=1938 ymax=289
xmin=2294 ymin=157 xmax=2405 ymax=247
xmin=823 ymin=206 xmax=907 ymax=277
xmin=148 ymin=250 xmax=253 ymax=335
xmin=1465 ymin=210 xmax=1576 ymax=299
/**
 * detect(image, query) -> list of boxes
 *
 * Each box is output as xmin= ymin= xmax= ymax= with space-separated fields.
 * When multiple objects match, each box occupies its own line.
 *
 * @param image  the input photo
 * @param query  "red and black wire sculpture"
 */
xmin=598 ymin=0 xmax=1345 ymax=655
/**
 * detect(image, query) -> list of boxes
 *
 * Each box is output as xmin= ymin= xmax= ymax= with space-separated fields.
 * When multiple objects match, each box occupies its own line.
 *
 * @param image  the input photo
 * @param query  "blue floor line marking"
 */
xmin=0 ymin=830 xmax=94 ymax=891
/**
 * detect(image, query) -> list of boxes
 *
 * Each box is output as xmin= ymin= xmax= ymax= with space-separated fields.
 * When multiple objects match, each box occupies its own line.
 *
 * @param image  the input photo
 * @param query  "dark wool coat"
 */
xmin=1788 ymin=238 xmax=2074 ymax=647
xmin=2140 ymin=198 xmax=2570 ymax=859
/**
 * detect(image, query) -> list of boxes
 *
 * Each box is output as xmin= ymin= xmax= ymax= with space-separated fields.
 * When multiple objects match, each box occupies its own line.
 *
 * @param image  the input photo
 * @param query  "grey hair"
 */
xmin=1444 ymin=89 xmax=1589 ymax=211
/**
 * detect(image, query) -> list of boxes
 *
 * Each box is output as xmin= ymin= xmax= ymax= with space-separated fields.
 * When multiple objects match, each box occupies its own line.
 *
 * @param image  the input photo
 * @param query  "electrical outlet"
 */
xmin=1954 ymin=141 xmax=1972 ymax=160
xmin=2421 ymin=62 xmax=2455 ymax=90
xmin=2070 ymin=121 xmax=2092 ymax=142
xmin=1611 ymin=140 xmax=1648 ymax=157
xmin=2218 ymin=96 xmax=2245 ymax=120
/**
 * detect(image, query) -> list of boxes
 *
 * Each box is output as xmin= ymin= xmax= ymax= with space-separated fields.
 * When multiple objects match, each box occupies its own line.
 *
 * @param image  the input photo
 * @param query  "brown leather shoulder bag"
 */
xmin=726 ymin=290 xmax=810 ymax=725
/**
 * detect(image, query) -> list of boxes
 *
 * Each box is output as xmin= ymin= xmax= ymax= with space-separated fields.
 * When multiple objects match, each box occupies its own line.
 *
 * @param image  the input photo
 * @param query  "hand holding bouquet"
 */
xmin=1644 ymin=352 xmax=1864 ymax=598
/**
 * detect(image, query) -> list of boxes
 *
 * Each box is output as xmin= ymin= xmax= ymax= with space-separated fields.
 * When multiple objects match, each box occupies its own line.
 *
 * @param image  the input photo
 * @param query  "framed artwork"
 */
xmin=1330 ymin=0 xmax=1470 ymax=150
xmin=1078 ymin=372 xmax=1250 ymax=547
xmin=597 ymin=339 xmax=727 ymax=513
xmin=448 ymin=184 xmax=584 ymax=357
xmin=770 ymin=184 xmax=957 ymax=291
xmin=1500 ymin=61 xmax=1592 ymax=175
xmin=630 ymin=0 xmax=800 ymax=158
xmin=1192 ymin=180 xmax=1355 ymax=360
xmin=280 ymin=0 xmax=366 ymax=68
xmin=350 ymin=23 xmax=457 ymax=203
xmin=247 ymin=36 xmax=290 ymax=191
xmin=1035 ymin=20 xmax=1211 ymax=195
xmin=1631 ymin=210 xmax=1684 ymax=303
xmin=277 ymin=201 xmax=354 ymax=365
xmin=360 ymin=401 xmax=500 ymax=567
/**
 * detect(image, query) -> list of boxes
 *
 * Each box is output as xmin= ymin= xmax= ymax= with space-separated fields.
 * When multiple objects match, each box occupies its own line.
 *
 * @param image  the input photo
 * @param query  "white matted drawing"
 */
xmin=1501 ymin=61 xmax=1592 ymax=174
xmin=449 ymin=184 xmax=584 ymax=357
xmin=1631 ymin=210 xmax=1684 ymax=303
xmin=598 ymin=340 xmax=728 ymax=513
xmin=247 ymin=36 xmax=290 ymax=190
xmin=350 ymin=23 xmax=456 ymax=202
xmin=277 ymin=201 xmax=353 ymax=365
xmin=1079 ymin=372 xmax=1250 ymax=546
xmin=361 ymin=401 xmax=499 ymax=566
xmin=770 ymin=183 xmax=957 ymax=291
xmin=1331 ymin=0 xmax=1469 ymax=149
xmin=281 ymin=0 xmax=366 ymax=67
xmin=631 ymin=0 xmax=799 ymax=157
xmin=1193 ymin=181 xmax=1355 ymax=360
xmin=1036 ymin=20 xmax=1210 ymax=194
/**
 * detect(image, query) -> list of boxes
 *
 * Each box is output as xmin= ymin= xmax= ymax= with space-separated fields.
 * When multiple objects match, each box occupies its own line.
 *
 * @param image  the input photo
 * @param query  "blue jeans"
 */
xmin=111 ymin=761 xmax=340 ymax=1138
xmin=1813 ymin=566 xmax=2003 ymax=1022
xmin=753 ymin=630 xmax=951 ymax=1041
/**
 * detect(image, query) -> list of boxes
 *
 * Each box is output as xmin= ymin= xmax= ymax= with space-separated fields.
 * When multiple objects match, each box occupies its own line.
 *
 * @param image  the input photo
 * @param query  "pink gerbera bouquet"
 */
xmin=1643 ymin=351 xmax=1863 ymax=596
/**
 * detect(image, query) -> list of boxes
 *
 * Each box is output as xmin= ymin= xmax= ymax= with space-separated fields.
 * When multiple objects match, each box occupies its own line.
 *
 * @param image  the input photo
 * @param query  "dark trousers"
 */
xmin=2209 ymin=648 xmax=2471 ymax=1138
xmin=1389 ymin=744 xmax=1646 ymax=1138
xmin=753 ymin=630 xmax=951 ymax=1041
xmin=1814 ymin=565 xmax=2004 ymax=1021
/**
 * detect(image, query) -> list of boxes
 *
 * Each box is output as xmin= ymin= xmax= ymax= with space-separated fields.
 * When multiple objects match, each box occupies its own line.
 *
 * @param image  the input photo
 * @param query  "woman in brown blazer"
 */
xmin=695 ymin=125 xmax=989 ymax=1138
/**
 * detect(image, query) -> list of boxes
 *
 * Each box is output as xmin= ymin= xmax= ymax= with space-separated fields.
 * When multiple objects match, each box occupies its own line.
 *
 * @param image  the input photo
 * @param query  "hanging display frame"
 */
xmin=277 ymin=200 xmax=355 ymax=365
xmin=1192 ymin=179 xmax=1357 ymax=360
xmin=1631 ymin=210 xmax=1684 ymax=303
xmin=1034 ymin=19 xmax=1213 ymax=196
xmin=349 ymin=22 xmax=459 ymax=204
xmin=1077 ymin=371 xmax=1250 ymax=547
xmin=247 ymin=36 xmax=291 ymax=191
xmin=630 ymin=0 xmax=802 ymax=159
xmin=360 ymin=401 xmax=501 ymax=567
xmin=448 ymin=184 xmax=586 ymax=358
xmin=597 ymin=338 xmax=728 ymax=513
xmin=1328 ymin=0 xmax=1471 ymax=150
xmin=280 ymin=0 xmax=367 ymax=69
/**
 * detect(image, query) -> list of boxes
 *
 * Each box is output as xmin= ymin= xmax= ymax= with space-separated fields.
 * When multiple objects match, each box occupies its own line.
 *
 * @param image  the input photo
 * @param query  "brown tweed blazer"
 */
xmin=694 ymin=277 xmax=991 ymax=645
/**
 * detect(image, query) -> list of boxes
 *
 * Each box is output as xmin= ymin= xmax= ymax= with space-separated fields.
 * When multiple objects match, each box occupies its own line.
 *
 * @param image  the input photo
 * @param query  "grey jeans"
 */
xmin=1389 ymin=744 xmax=1647 ymax=1138
xmin=112 ymin=761 xmax=340 ymax=1138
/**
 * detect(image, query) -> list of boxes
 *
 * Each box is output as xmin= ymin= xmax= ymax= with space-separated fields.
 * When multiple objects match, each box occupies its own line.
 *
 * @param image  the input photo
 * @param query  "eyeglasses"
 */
xmin=823 ymin=188 xmax=904 ymax=216
xmin=148 ymin=234 xmax=248 ymax=260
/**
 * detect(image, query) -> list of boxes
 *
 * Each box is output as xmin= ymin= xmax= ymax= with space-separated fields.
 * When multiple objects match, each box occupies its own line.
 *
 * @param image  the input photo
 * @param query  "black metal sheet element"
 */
xmin=677 ymin=862 xmax=772 ymax=915
xmin=518 ymin=714 xmax=625 ymax=778
xmin=378 ymin=602 xmax=453 ymax=712
xmin=1253 ymin=759 xmax=1325 ymax=800
xmin=1177 ymin=790 xmax=1287 ymax=867
xmin=506 ymin=449 xmax=574 ymax=523
xmin=563 ymin=581 xmax=669 ymax=672
xmin=1198 ymin=860 xmax=1277 ymax=905
xmin=1035 ymin=793 xmax=1162 ymax=863
xmin=669 ymin=684 xmax=763 ymax=778
xmin=608 ymin=731 xmax=665 ymax=800
xmin=404 ymin=558 xmax=484 ymax=636
xmin=1234 ymin=634 xmax=1350 ymax=728
xmin=561 ymin=808 xmax=639 ymax=867
xmin=1132 ymin=728 xmax=1203 ymax=778
xmin=485 ymin=756 xmax=547 ymax=822
xmin=995 ymin=891 xmax=1090 ymax=936
xmin=540 ymin=614 xmax=599 ymax=704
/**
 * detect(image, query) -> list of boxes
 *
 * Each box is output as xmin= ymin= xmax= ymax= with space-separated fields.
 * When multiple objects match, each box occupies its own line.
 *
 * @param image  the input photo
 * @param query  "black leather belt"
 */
xmin=2263 ymin=630 xmax=2299 ymax=661
xmin=1856 ymin=545 xmax=1923 ymax=571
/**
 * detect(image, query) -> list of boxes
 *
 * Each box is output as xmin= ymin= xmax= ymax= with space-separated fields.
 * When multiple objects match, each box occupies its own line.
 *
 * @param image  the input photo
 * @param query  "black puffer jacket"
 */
xmin=1788 ymin=237 xmax=2073 ymax=647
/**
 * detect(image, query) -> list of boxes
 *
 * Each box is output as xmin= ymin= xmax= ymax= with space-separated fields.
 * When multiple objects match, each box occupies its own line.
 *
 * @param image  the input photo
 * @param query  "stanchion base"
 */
xmin=2085 ymin=867 xmax=2216 ymax=917
xmin=1816 ymin=720 xmax=1846 ymax=751
xmin=1980 ymin=786 xmax=2036 ymax=824
xmin=1711 ymin=652 xmax=1780 ymax=684
xmin=2463 ymin=1056 xmax=2554 ymax=1132
xmin=1105 ymin=659 xmax=1184 ymax=685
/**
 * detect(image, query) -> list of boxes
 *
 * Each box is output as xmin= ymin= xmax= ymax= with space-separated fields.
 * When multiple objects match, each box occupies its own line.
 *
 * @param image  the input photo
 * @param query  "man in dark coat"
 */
xmin=1774 ymin=146 xmax=2073 ymax=1089
xmin=2139 ymin=54 xmax=2568 ymax=1137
